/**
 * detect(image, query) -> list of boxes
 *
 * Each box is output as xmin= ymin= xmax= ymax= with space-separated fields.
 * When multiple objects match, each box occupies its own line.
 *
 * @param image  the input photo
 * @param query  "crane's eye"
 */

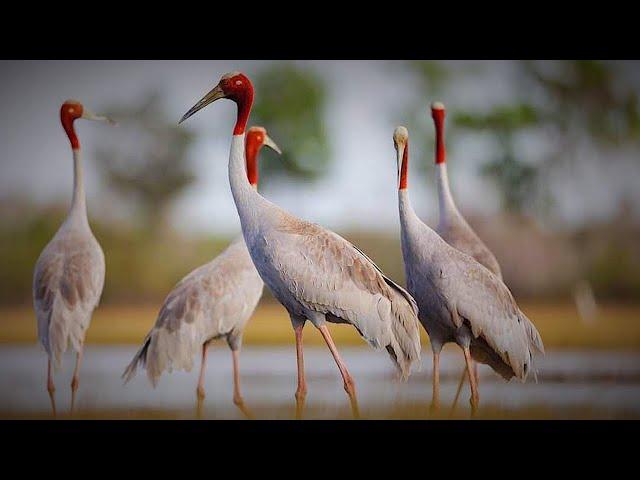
xmin=69 ymin=108 xmax=74 ymax=113
xmin=235 ymin=80 xmax=242 ymax=86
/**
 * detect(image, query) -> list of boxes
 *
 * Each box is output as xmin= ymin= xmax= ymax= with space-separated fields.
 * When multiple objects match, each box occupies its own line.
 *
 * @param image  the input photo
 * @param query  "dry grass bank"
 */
xmin=1 ymin=302 xmax=639 ymax=350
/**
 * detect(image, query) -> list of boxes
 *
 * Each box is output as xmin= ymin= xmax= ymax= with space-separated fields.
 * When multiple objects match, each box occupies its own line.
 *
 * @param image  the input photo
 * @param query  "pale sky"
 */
xmin=1 ymin=60 xmax=638 ymax=236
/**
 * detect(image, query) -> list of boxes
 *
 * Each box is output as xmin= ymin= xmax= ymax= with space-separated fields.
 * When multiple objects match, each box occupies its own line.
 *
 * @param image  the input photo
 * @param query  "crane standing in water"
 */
xmin=429 ymin=102 xmax=544 ymax=412
xmin=394 ymin=125 xmax=544 ymax=415
xmin=179 ymin=72 xmax=422 ymax=419
xmin=33 ymin=100 xmax=114 ymax=415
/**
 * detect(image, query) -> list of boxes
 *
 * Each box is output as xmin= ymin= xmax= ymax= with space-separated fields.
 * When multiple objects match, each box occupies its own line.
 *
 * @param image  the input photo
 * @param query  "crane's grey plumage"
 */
xmin=122 ymin=237 xmax=263 ymax=386
xmin=394 ymin=126 xmax=543 ymax=414
xmin=259 ymin=215 xmax=421 ymax=378
xmin=34 ymin=100 xmax=112 ymax=416
xmin=34 ymin=220 xmax=105 ymax=367
xmin=179 ymin=72 xmax=421 ymax=418
xmin=401 ymin=190 xmax=540 ymax=378
xmin=436 ymin=164 xmax=502 ymax=278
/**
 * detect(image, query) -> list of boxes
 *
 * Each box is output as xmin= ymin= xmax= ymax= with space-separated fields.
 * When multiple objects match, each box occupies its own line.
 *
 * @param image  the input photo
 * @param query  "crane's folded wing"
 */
xmin=128 ymin=243 xmax=262 ymax=385
xmin=33 ymin=239 xmax=105 ymax=364
xmin=442 ymin=257 xmax=534 ymax=380
xmin=269 ymin=220 xmax=421 ymax=375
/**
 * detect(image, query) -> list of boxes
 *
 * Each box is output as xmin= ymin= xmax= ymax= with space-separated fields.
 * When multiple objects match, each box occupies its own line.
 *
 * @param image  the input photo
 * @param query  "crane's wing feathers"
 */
xmin=441 ymin=255 xmax=543 ymax=380
xmin=122 ymin=241 xmax=263 ymax=386
xmin=438 ymin=217 xmax=503 ymax=279
xmin=272 ymin=218 xmax=421 ymax=379
xmin=349 ymin=243 xmax=419 ymax=316
xmin=33 ymin=235 xmax=105 ymax=367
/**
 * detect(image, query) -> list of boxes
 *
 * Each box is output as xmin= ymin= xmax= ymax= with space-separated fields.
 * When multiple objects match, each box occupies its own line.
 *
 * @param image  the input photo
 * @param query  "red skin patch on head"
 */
xmin=399 ymin=141 xmax=409 ymax=190
xmin=431 ymin=107 xmax=446 ymax=164
xmin=60 ymin=102 xmax=83 ymax=150
xmin=245 ymin=130 xmax=265 ymax=186
xmin=220 ymin=73 xmax=254 ymax=136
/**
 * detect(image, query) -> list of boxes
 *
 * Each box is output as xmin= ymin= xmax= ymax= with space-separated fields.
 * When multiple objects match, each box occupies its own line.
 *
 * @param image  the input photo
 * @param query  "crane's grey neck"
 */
xmin=398 ymin=188 xmax=418 ymax=225
xmin=69 ymin=149 xmax=88 ymax=227
xmin=436 ymin=162 xmax=462 ymax=229
xmin=229 ymin=134 xmax=265 ymax=234
xmin=399 ymin=187 xmax=441 ymax=247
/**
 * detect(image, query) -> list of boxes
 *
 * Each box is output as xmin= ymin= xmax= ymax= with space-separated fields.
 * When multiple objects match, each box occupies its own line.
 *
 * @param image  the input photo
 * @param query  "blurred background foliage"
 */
xmin=251 ymin=64 xmax=330 ymax=183
xmin=94 ymin=91 xmax=197 ymax=234
xmin=1 ymin=60 xmax=639 ymax=306
xmin=405 ymin=60 xmax=640 ymax=217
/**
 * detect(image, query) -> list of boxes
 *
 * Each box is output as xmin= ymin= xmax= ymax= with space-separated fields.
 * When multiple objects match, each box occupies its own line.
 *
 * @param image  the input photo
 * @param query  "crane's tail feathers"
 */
xmin=520 ymin=311 xmax=545 ymax=356
xmin=38 ymin=297 xmax=92 ymax=371
xmin=122 ymin=326 xmax=202 ymax=387
xmin=387 ymin=294 xmax=422 ymax=381
xmin=122 ymin=335 xmax=152 ymax=384
xmin=347 ymin=242 xmax=421 ymax=378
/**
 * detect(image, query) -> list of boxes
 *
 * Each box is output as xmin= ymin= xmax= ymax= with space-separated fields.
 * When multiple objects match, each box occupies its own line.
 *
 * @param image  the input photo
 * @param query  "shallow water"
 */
xmin=1 ymin=345 xmax=639 ymax=419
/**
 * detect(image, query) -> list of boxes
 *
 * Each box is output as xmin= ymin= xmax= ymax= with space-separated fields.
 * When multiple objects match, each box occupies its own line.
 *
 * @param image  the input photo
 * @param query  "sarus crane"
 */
xmin=33 ymin=100 xmax=114 ymax=415
xmin=393 ymin=125 xmax=544 ymax=415
xmin=122 ymin=126 xmax=281 ymax=419
xmin=179 ymin=71 xmax=422 ymax=419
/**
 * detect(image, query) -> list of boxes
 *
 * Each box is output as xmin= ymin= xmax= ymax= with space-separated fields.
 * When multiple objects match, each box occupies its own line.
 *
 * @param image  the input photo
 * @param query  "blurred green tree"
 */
xmin=520 ymin=60 xmax=640 ymax=173
xmin=94 ymin=91 xmax=196 ymax=233
xmin=454 ymin=103 xmax=544 ymax=213
xmin=251 ymin=64 xmax=330 ymax=183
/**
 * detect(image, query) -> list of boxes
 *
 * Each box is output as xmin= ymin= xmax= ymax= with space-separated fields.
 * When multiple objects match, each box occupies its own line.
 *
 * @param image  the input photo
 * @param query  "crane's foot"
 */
xmin=196 ymin=387 xmax=206 ymax=419
xmin=344 ymin=378 xmax=360 ymax=419
xmin=295 ymin=388 xmax=307 ymax=420
xmin=233 ymin=395 xmax=254 ymax=420
xmin=469 ymin=397 xmax=479 ymax=418
xmin=70 ymin=377 xmax=80 ymax=416
xmin=430 ymin=400 xmax=441 ymax=415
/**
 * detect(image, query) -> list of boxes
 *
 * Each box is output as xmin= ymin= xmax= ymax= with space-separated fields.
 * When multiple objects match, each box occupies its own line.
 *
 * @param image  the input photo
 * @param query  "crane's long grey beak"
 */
xmin=179 ymin=84 xmax=225 ymax=124
xmin=263 ymin=134 xmax=282 ymax=155
xmin=82 ymin=108 xmax=117 ymax=126
xmin=396 ymin=143 xmax=405 ymax=189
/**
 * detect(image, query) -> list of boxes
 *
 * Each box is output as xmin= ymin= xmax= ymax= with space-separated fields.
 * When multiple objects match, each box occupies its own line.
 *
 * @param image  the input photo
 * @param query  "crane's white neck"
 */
xmin=436 ymin=162 xmax=462 ymax=229
xmin=69 ymin=149 xmax=88 ymax=226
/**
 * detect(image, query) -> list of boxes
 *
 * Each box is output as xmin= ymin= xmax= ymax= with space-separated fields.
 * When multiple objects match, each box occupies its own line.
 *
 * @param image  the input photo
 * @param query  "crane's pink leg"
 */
xmin=463 ymin=347 xmax=479 ymax=416
xmin=70 ymin=348 xmax=83 ymax=415
xmin=47 ymin=358 xmax=56 ymax=418
xmin=231 ymin=349 xmax=254 ymax=419
xmin=449 ymin=368 xmax=467 ymax=417
xmin=318 ymin=325 xmax=360 ymax=419
xmin=196 ymin=342 xmax=210 ymax=419
xmin=431 ymin=351 xmax=441 ymax=413
xmin=293 ymin=324 xmax=307 ymax=419
xmin=474 ymin=361 xmax=480 ymax=404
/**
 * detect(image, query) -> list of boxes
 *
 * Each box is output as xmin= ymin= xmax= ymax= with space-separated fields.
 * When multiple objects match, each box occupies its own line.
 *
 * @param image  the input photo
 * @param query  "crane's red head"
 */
xmin=393 ymin=126 xmax=409 ymax=190
xmin=431 ymin=101 xmax=446 ymax=164
xmin=245 ymin=126 xmax=282 ymax=187
xmin=61 ymin=100 xmax=84 ymax=150
xmin=60 ymin=99 xmax=116 ymax=150
xmin=218 ymin=72 xmax=253 ymax=103
xmin=179 ymin=71 xmax=254 ymax=135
